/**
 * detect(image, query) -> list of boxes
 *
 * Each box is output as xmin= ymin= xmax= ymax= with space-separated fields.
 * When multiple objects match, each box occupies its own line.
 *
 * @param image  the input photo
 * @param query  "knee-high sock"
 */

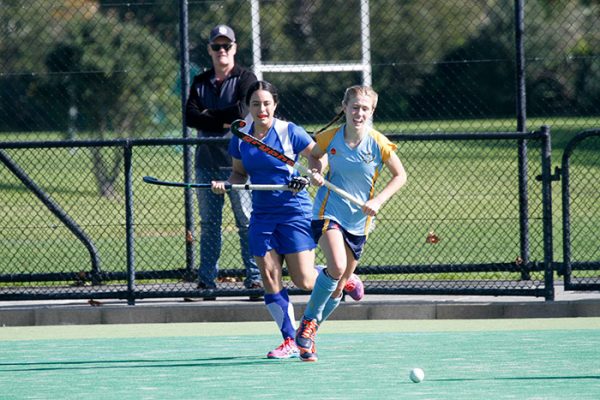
xmin=265 ymin=289 xmax=296 ymax=339
xmin=320 ymin=295 xmax=342 ymax=323
xmin=303 ymin=268 xmax=338 ymax=322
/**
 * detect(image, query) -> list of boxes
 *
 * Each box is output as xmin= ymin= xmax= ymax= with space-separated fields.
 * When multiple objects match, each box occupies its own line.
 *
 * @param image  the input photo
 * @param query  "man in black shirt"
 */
xmin=185 ymin=25 xmax=261 ymax=299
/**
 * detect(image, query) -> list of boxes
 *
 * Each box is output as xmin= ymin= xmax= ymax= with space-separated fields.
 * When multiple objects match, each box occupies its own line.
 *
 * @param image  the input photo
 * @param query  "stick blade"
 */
xmin=143 ymin=176 xmax=159 ymax=184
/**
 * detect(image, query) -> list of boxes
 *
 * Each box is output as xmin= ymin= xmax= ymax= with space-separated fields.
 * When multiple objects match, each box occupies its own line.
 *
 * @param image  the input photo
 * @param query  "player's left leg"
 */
xmin=320 ymin=244 xmax=360 ymax=322
xmin=305 ymin=229 xmax=347 ymax=320
xmin=295 ymin=229 xmax=346 ymax=361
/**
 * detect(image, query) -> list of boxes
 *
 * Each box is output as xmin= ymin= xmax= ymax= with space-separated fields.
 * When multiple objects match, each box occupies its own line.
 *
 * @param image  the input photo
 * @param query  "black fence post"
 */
xmin=179 ymin=0 xmax=196 ymax=281
xmin=540 ymin=126 xmax=555 ymax=301
xmin=514 ymin=0 xmax=530 ymax=280
xmin=124 ymin=141 xmax=136 ymax=305
xmin=561 ymin=136 xmax=572 ymax=288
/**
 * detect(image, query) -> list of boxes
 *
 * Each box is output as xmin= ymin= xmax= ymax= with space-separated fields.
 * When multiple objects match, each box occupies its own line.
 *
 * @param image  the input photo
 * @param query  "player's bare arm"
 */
xmin=211 ymin=158 xmax=248 ymax=194
xmin=307 ymin=143 xmax=326 ymax=186
xmin=364 ymin=152 xmax=407 ymax=215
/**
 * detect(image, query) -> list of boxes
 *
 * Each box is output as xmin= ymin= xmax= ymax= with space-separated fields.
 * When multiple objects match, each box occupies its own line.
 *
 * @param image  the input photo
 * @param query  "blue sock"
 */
xmin=303 ymin=269 xmax=338 ymax=322
xmin=265 ymin=289 xmax=296 ymax=339
xmin=321 ymin=295 xmax=342 ymax=323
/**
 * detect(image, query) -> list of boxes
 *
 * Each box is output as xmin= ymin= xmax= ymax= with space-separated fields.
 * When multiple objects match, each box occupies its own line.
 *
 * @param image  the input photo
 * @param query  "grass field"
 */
xmin=1 ymin=319 xmax=600 ymax=400
xmin=0 ymin=117 xmax=598 ymax=286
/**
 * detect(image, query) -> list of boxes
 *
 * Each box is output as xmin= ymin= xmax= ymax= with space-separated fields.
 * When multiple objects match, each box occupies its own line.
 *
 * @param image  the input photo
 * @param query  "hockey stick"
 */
xmin=143 ymin=176 xmax=291 ymax=191
xmin=231 ymin=119 xmax=365 ymax=207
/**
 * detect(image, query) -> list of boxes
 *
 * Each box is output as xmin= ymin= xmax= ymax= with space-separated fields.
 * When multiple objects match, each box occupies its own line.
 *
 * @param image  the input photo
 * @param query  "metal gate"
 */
xmin=561 ymin=129 xmax=600 ymax=291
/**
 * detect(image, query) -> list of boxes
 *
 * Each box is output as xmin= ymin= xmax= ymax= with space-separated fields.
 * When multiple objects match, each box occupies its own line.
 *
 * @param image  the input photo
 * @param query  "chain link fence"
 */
xmin=2 ymin=1 xmax=598 ymax=136
xmin=0 ymin=130 xmax=556 ymax=301
xmin=1 ymin=0 xmax=599 ymax=301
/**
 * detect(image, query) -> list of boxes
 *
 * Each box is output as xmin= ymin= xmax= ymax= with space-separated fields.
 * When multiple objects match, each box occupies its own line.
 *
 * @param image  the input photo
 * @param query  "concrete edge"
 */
xmin=2 ymin=299 xmax=600 ymax=327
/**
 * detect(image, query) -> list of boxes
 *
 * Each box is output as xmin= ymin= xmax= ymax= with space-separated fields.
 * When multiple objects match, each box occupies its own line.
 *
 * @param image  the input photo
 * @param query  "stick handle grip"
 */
xmin=227 ymin=184 xmax=290 ymax=191
xmin=143 ymin=176 xmax=290 ymax=191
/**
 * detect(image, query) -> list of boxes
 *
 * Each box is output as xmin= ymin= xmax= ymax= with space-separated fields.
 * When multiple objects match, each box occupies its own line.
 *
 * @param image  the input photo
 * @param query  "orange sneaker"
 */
xmin=295 ymin=317 xmax=319 ymax=362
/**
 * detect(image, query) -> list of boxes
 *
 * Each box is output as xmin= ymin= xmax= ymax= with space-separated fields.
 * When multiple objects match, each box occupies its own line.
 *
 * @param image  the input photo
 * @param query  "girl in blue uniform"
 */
xmin=211 ymin=81 xmax=319 ymax=359
xmin=295 ymin=85 xmax=408 ymax=362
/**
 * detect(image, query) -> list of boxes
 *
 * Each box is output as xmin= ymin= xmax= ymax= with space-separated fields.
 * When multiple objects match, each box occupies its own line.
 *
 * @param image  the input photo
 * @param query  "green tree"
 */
xmin=47 ymin=15 xmax=178 ymax=136
xmin=2 ymin=1 xmax=179 ymax=136
xmin=408 ymin=4 xmax=516 ymax=120
xmin=48 ymin=12 xmax=178 ymax=196
xmin=1 ymin=1 xmax=179 ymax=196
xmin=525 ymin=0 xmax=600 ymax=116
xmin=98 ymin=0 xmax=255 ymax=71
xmin=0 ymin=0 xmax=71 ymax=131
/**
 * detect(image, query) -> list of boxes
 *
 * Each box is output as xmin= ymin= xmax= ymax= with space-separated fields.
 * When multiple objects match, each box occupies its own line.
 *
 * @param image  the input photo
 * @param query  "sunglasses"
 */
xmin=210 ymin=43 xmax=234 ymax=51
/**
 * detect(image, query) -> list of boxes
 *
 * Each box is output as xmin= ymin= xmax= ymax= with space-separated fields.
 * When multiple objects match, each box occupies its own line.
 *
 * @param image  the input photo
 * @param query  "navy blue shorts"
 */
xmin=311 ymin=219 xmax=367 ymax=261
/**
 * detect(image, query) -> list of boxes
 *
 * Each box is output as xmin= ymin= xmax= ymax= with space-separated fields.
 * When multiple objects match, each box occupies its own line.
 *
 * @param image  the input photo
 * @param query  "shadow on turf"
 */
xmin=434 ymin=376 xmax=600 ymax=382
xmin=0 ymin=356 xmax=279 ymax=372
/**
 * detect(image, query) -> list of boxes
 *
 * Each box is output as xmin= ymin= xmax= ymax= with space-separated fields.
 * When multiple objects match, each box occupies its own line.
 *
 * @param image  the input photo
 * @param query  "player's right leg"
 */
xmin=254 ymin=246 xmax=298 ymax=359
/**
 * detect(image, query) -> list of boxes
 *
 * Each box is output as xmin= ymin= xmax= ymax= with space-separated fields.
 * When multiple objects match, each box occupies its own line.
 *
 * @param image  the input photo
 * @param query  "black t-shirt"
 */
xmin=185 ymin=64 xmax=257 ymax=169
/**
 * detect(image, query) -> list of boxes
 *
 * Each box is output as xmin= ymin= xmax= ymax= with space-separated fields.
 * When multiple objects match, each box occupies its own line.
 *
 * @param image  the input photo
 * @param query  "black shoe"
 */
xmin=247 ymin=282 xmax=263 ymax=301
xmin=197 ymin=282 xmax=217 ymax=301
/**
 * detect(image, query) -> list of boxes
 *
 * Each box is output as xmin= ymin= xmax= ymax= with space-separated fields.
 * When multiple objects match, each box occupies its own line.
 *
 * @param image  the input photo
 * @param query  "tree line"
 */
xmin=1 ymin=0 xmax=598 ymax=135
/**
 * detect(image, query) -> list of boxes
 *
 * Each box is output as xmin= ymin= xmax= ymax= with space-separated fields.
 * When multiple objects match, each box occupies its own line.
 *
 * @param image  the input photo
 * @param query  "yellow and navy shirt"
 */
xmin=312 ymin=124 xmax=397 ymax=236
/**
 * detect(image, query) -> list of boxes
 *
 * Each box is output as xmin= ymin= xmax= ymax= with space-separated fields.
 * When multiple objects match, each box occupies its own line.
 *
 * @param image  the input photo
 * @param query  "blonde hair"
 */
xmin=342 ymin=85 xmax=378 ymax=110
xmin=314 ymin=85 xmax=378 ymax=135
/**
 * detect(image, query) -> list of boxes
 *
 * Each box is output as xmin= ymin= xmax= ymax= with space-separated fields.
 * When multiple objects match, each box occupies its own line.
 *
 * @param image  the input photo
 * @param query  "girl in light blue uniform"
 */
xmin=211 ymin=81 xmax=320 ymax=359
xmin=295 ymin=85 xmax=408 ymax=362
